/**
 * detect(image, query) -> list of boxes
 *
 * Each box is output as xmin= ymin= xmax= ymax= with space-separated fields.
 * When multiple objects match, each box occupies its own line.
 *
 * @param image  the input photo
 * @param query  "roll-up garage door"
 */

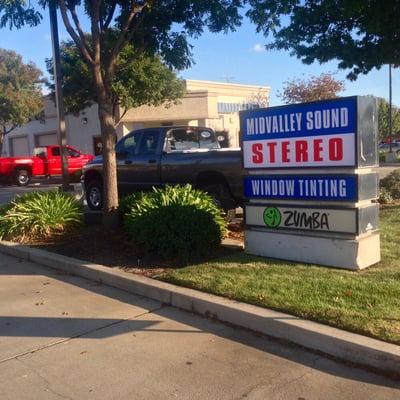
xmin=10 ymin=137 xmax=29 ymax=156
xmin=36 ymin=133 xmax=57 ymax=146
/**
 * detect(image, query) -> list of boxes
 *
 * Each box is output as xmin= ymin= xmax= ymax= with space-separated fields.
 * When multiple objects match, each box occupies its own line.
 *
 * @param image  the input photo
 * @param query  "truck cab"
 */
xmin=0 ymin=145 xmax=93 ymax=186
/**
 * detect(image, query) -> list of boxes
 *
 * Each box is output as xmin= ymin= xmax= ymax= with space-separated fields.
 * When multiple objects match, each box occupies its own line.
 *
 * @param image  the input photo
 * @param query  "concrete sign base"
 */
xmin=245 ymin=229 xmax=380 ymax=270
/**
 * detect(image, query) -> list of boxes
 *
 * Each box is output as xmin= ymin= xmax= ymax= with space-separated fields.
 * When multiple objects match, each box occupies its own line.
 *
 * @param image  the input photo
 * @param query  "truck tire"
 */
xmin=202 ymin=184 xmax=236 ymax=222
xmin=86 ymin=180 xmax=103 ymax=210
xmin=14 ymin=169 xmax=31 ymax=186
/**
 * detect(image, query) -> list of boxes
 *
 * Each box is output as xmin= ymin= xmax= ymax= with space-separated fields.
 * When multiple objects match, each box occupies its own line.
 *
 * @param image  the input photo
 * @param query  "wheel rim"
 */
xmin=89 ymin=187 xmax=101 ymax=207
xmin=18 ymin=173 xmax=28 ymax=184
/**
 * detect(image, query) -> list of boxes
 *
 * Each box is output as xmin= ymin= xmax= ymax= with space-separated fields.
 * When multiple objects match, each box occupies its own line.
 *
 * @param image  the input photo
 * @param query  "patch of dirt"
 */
xmin=226 ymin=218 xmax=244 ymax=241
xmin=28 ymin=219 xmax=244 ymax=278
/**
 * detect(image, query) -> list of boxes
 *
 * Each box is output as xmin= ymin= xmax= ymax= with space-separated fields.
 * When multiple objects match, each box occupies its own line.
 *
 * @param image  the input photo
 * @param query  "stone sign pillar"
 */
xmin=239 ymin=96 xmax=380 ymax=270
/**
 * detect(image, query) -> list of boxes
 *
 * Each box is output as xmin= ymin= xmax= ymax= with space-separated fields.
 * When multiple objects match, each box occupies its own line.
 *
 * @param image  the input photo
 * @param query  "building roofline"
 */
xmin=185 ymin=79 xmax=270 ymax=91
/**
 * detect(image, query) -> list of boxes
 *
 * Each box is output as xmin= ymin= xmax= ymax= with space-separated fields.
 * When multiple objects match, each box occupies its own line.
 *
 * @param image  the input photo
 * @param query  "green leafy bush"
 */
xmin=378 ymin=187 xmax=393 ymax=204
xmin=379 ymin=151 xmax=386 ymax=163
xmin=380 ymin=170 xmax=400 ymax=200
xmin=0 ymin=191 xmax=82 ymax=242
xmin=123 ymin=185 xmax=227 ymax=262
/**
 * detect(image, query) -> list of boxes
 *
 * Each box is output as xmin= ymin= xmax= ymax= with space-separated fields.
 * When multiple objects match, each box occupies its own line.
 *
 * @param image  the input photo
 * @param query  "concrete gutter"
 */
xmin=0 ymin=240 xmax=399 ymax=377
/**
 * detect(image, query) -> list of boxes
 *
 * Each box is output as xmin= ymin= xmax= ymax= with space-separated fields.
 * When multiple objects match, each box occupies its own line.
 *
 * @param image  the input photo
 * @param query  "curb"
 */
xmin=0 ymin=240 xmax=399 ymax=377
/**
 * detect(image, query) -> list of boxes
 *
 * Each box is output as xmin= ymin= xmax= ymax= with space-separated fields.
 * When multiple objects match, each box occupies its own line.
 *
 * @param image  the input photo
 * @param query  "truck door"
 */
xmin=66 ymin=147 xmax=86 ymax=174
xmin=116 ymin=129 xmax=162 ymax=194
xmin=46 ymin=146 xmax=62 ymax=175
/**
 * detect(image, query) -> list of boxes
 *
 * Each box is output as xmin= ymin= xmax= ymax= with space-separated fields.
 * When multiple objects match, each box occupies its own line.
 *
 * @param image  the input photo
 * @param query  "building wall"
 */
xmin=119 ymin=80 xmax=270 ymax=148
xmin=2 ymin=80 xmax=270 ymax=156
xmin=121 ymin=91 xmax=211 ymax=122
xmin=4 ymin=99 xmax=101 ymax=156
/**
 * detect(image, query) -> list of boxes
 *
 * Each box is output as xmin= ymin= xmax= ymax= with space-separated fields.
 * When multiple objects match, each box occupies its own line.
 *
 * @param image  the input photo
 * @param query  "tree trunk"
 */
xmin=97 ymin=98 xmax=119 ymax=230
xmin=0 ymin=128 xmax=4 ymax=156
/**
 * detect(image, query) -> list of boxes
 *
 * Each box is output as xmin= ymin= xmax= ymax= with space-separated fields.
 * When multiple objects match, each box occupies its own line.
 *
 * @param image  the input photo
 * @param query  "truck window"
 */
xmin=34 ymin=147 xmax=46 ymax=157
xmin=167 ymin=129 xmax=198 ymax=151
xmin=199 ymin=130 xmax=219 ymax=149
xmin=67 ymin=148 xmax=80 ymax=157
xmin=138 ymin=131 xmax=159 ymax=155
xmin=51 ymin=147 xmax=61 ymax=156
xmin=166 ymin=128 xmax=220 ymax=151
xmin=115 ymin=131 xmax=141 ymax=156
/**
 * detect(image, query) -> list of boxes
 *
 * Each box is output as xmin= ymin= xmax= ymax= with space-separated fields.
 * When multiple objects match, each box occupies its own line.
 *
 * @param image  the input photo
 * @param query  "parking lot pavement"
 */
xmin=0 ymin=182 xmax=83 ymax=205
xmin=0 ymin=254 xmax=399 ymax=400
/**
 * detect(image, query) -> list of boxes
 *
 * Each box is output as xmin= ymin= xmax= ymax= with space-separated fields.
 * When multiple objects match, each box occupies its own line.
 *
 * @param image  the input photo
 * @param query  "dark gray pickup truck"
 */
xmin=82 ymin=126 xmax=243 ymax=212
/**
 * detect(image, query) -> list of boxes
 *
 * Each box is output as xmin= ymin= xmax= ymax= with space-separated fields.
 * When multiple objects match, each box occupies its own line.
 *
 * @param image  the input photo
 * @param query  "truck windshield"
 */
xmin=166 ymin=128 xmax=220 ymax=151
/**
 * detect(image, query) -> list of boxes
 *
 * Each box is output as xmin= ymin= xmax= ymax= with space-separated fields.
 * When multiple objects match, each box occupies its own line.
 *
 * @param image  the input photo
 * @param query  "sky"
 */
xmin=0 ymin=8 xmax=398 ymax=107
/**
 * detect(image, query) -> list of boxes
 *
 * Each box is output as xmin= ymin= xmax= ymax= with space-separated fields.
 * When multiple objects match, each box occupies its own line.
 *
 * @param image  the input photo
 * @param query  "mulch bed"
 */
xmin=28 ymin=218 xmax=244 ymax=278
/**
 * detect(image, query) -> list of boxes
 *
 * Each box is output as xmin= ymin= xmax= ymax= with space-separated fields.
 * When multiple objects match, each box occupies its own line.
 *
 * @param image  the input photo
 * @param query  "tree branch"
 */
xmin=90 ymin=0 xmax=103 ymax=81
xmin=102 ymin=1 xmax=117 ymax=31
xmin=106 ymin=1 xmax=148 ymax=77
xmin=69 ymin=5 xmax=93 ymax=59
xmin=3 ymin=124 xmax=17 ymax=135
xmin=114 ymin=107 xmax=128 ymax=128
xmin=59 ymin=0 xmax=94 ymax=65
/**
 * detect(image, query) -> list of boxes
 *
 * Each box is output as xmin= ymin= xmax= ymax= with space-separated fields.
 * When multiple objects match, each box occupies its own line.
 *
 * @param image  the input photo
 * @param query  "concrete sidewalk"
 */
xmin=0 ymin=254 xmax=399 ymax=400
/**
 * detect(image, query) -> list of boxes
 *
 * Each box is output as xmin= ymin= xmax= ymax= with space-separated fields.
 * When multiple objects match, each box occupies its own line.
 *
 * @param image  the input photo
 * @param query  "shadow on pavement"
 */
xmin=0 ymin=253 xmax=399 ymax=389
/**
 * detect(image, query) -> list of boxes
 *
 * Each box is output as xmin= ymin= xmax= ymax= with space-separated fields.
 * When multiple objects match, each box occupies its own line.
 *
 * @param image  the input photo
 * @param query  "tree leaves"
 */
xmin=0 ymin=48 xmax=43 ymax=135
xmin=378 ymin=99 xmax=400 ymax=140
xmin=279 ymin=72 xmax=345 ymax=104
xmin=46 ymin=40 xmax=185 ymax=120
xmin=247 ymin=0 xmax=400 ymax=79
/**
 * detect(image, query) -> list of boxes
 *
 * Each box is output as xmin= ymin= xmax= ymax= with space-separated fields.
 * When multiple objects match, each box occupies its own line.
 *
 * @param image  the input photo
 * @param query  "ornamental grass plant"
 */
xmin=0 ymin=191 xmax=82 ymax=242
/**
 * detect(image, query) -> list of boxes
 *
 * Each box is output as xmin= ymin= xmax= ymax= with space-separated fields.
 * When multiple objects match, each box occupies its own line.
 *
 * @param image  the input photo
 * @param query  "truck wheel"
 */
xmin=14 ymin=169 xmax=31 ymax=186
xmin=86 ymin=180 xmax=103 ymax=210
xmin=202 ymin=184 xmax=236 ymax=222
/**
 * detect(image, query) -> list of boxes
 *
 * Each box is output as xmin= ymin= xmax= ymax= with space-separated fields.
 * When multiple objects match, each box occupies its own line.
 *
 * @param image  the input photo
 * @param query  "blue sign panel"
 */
xmin=244 ymin=175 xmax=357 ymax=201
xmin=240 ymin=96 xmax=357 ymax=142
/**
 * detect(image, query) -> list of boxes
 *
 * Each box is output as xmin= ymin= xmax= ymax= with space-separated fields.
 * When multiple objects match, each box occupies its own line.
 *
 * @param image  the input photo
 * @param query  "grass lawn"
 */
xmin=160 ymin=205 xmax=400 ymax=345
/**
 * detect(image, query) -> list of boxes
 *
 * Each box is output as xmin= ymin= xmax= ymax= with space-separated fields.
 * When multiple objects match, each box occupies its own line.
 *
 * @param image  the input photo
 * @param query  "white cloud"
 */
xmin=251 ymin=43 xmax=266 ymax=53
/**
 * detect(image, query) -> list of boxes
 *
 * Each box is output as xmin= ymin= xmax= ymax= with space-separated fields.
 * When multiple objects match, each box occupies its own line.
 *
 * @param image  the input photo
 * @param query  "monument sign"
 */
xmin=240 ymin=96 xmax=380 ymax=270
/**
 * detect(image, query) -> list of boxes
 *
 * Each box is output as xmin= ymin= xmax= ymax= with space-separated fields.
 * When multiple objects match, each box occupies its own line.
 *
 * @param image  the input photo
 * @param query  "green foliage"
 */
xmin=380 ymin=170 xmax=400 ymax=200
xmin=279 ymin=73 xmax=345 ymax=104
xmin=378 ymin=187 xmax=393 ymax=205
xmin=46 ymin=41 xmax=185 ymax=117
xmin=0 ymin=191 xmax=82 ymax=242
xmin=247 ymin=1 xmax=400 ymax=79
xmin=378 ymin=99 xmax=400 ymax=141
xmin=123 ymin=185 xmax=227 ymax=262
xmin=0 ymin=48 xmax=43 ymax=136
xmin=379 ymin=152 xmax=386 ymax=163
xmin=0 ymin=1 xmax=41 ymax=29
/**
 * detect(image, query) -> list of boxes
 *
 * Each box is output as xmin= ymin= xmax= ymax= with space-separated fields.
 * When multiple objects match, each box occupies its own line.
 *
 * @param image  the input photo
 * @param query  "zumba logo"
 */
xmin=263 ymin=207 xmax=281 ymax=228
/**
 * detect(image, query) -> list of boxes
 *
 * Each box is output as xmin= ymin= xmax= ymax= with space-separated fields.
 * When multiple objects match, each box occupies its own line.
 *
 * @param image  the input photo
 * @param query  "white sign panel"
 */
xmin=246 ymin=204 xmax=358 ymax=234
xmin=240 ymin=97 xmax=357 ymax=169
xmin=243 ymin=133 xmax=355 ymax=168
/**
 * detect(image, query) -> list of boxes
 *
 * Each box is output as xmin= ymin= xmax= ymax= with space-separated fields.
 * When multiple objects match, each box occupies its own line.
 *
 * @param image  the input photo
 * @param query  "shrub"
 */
xmin=379 ymin=151 xmax=386 ymax=163
xmin=0 ymin=191 xmax=82 ymax=242
xmin=380 ymin=170 xmax=400 ymax=200
xmin=378 ymin=187 xmax=393 ymax=204
xmin=123 ymin=185 xmax=227 ymax=262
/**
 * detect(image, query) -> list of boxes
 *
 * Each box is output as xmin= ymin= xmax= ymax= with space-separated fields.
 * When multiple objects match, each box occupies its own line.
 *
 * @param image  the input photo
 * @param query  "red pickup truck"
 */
xmin=0 ymin=145 xmax=94 ymax=186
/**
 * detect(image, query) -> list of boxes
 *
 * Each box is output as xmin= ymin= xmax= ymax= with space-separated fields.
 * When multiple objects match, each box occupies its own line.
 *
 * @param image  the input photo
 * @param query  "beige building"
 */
xmin=3 ymin=79 xmax=270 ymax=156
